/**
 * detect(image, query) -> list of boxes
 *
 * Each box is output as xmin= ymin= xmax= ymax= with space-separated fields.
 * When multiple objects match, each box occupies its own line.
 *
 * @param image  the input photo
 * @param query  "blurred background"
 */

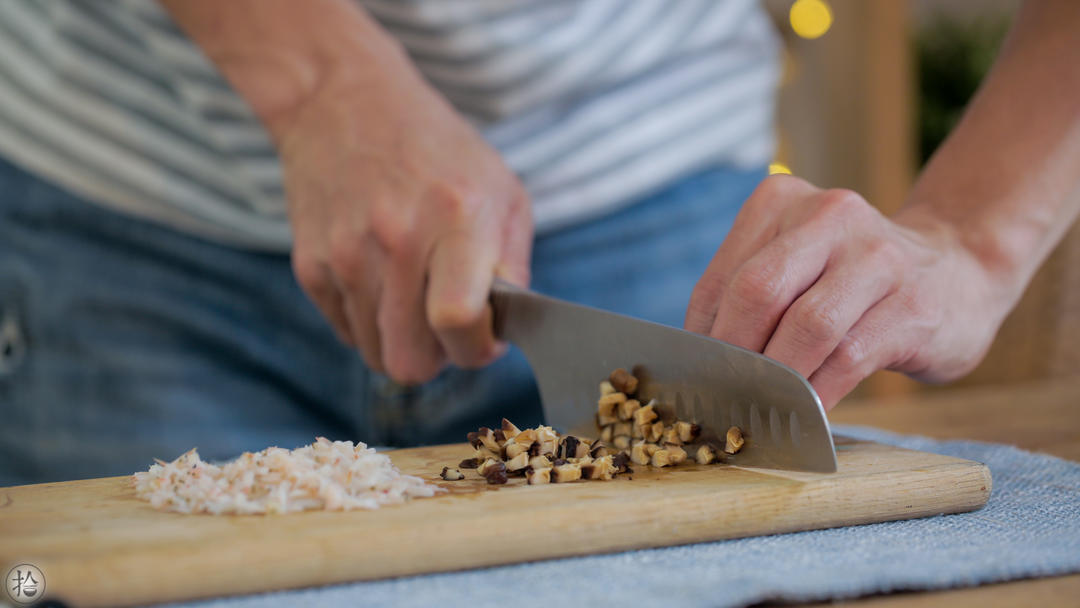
xmin=764 ymin=0 xmax=1079 ymax=402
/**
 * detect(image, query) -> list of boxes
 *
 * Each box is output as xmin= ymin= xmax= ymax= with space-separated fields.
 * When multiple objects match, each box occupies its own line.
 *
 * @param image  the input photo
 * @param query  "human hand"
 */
xmin=278 ymin=63 xmax=532 ymax=384
xmin=685 ymin=175 xmax=1015 ymax=408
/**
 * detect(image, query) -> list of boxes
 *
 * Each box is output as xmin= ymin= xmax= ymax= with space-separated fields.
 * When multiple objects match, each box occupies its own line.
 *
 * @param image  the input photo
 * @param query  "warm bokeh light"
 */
xmin=789 ymin=0 xmax=833 ymax=40
xmin=768 ymin=162 xmax=792 ymax=175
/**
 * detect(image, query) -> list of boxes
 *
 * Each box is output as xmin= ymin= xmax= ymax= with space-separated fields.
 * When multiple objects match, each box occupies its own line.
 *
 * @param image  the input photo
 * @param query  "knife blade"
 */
xmin=491 ymin=280 xmax=837 ymax=473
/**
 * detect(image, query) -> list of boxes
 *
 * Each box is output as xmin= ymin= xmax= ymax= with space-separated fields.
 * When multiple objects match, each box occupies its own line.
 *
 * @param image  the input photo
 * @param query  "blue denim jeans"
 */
xmin=0 ymin=157 xmax=764 ymax=484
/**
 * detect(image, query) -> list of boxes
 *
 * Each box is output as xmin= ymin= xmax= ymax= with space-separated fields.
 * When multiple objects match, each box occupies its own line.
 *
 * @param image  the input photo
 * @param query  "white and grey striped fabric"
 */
xmin=0 ymin=0 xmax=779 ymax=251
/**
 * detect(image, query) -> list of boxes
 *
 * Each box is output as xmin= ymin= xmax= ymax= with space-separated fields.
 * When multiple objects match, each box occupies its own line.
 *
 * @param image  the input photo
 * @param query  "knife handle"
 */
xmin=490 ymin=277 xmax=527 ymax=341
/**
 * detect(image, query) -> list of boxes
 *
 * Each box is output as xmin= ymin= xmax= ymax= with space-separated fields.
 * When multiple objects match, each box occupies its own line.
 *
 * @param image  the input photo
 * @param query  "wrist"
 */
xmin=893 ymin=201 xmax=1029 ymax=309
xmin=163 ymin=0 xmax=412 ymax=144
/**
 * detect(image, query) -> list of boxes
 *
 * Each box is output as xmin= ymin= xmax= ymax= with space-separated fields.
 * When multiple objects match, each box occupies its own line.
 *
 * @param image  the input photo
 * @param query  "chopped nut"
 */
xmin=609 ymin=368 xmax=639 ymax=395
xmin=474 ymin=446 xmax=500 ymax=463
xmin=632 ymin=402 xmax=658 ymax=427
xmin=651 ymin=449 xmax=675 ymax=468
xmin=599 ymin=425 xmax=614 ymax=443
xmin=725 ymin=426 xmax=745 ymax=454
xmin=665 ymin=443 xmax=688 ymax=465
xmin=559 ymin=435 xmax=590 ymax=459
xmin=589 ymin=441 xmax=611 ymax=459
xmin=676 ymin=421 xmax=702 ymax=443
xmin=598 ymin=392 xmax=627 ymax=417
xmin=527 ymin=440 xmax=541 ymax=457
xmin=613 ymin=421 xmax=632 ymax=437
xmin=611 ymin=451 xmax=633 ymax=474
xmin=529 ymin=455 xmax=552 ymax=470
xmin=582 ymin=455 xmax=617 ymax=480
xmin=527 ymin=467 xmax=551 ymax=485
xmin=514 ymin=428 xmax=538 ymax=445
xmin=501 ymin=418 xmax=521 ymax=439
xmin=480 ymin=459 xmax=508 ymax=485
xmin=661 ymin=426 xmax=682 ymax=446
xmin=476 ymin=427 xmax=501 ymax=452
xmin=466 ymin=431 xmax=481 ymax=449
xmin=505 ymin=452 xmax=529 ymax=472
xmin=458 ymin=458 xmax=479 ymax=469
xmin=599 ymin=380 xmax=616 ymax=396
xmin=631 ymin=421 xmax=646 ymax=439
xmin=504 ymin=441 xmax=529 ymax=460
xmin=493 ymin=428 xmax=507 ymax=445
xmin=647 ymin=421 xmax=665 ymax=443
xmin=597 ymin=413 xmax=619 ymax=426
xmin=612 ymin=435 xmax=631 ymax=450
xmin=552 ymin=462 xmax=582 ymax=483
xmin=630 ymin=441 xmax=658 ymax=466
xmin=617 ymin=399 xmax=641 ymax=422
xmin=536 ymin=426 xmax=559 ymax=456
xmin=694 ymin=444 xmax=719 ymax=465
xmin=440 ymin=467 xmax=465 ymax=481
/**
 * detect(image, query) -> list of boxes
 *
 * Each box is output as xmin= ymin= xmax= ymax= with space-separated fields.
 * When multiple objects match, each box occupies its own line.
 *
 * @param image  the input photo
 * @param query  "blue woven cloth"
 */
xmin=160 ymin=426 xmax=1080 ymax=608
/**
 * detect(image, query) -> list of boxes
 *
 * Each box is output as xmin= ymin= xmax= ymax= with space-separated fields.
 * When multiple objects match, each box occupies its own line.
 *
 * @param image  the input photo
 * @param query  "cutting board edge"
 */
xmin=12 ymin=457 xmax=992 ymax=608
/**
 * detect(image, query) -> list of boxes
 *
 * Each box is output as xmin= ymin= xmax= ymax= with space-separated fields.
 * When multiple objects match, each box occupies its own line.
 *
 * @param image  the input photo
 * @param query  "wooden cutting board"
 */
xmin=0 ymin=436 xmax=990 ymax=608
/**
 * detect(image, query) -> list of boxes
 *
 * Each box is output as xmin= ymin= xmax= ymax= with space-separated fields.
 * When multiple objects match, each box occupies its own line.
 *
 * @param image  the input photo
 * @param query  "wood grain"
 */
xmin=0 ymin=439 xmax=989 ymax=608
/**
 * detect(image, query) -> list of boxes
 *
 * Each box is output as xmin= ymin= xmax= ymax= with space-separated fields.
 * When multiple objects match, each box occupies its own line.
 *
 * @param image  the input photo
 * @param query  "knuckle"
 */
xmin=816 ymin=188 xmax=866 ymax=219
xmin=428 ymin=301 xmax=483 ymax=333
xmin=791 ymin=301 xmax=843 ymax=345
xmin=327 ymin=233 xmax=366 ymax=283
xmin=730 ymin=264 xmax=787 ymax=311
xmin=427 ymin=182 xmax=475 ymax=224
xmin=831 ymin=335 xmax=868 ymax=373
xmin=752 ymin=174 xmax=816 ymax=207
xmin=368 ymin=203 xmax=415 ymax=255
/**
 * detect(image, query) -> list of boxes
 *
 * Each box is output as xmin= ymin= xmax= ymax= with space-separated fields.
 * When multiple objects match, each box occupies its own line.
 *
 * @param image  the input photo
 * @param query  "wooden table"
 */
xmin=820 ymin=374 xmax=1080 ymax=607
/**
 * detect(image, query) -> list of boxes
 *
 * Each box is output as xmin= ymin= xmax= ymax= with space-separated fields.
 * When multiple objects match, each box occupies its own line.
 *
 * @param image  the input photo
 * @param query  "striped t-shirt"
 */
xmin=0 ymin=0 xmax=779 ymax=251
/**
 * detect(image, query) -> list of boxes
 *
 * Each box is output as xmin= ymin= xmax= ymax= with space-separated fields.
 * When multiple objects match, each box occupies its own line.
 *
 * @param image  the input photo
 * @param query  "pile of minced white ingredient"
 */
xmin=133 ymin=437 xmax=442 ymax=514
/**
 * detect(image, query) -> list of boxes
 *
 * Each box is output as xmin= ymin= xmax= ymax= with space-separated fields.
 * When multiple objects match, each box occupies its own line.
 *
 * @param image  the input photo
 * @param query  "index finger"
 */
xmin=425 ymin=230 xmax=502 ymax=368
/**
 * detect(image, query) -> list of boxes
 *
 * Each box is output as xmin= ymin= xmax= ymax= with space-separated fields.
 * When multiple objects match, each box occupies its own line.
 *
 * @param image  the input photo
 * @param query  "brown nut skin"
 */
xmin=611 ymin=451 xmax=633 ymax=474
xmin=501 ymin=418 xmax=522 ymax=438
xmin=440 ymin=467 xmax=465 ymax=481
xmin=609 ymin=368 xmax=639 ymax=395
xmin=676 ymin=421 xmax=702 ymax=443
xmin=466 ymin=431 xmax=481 ymax=449
xmin=481 ymin=460 xmax=508 ymax=485
xmin=458 ymin=458 xmax=480 ymax=469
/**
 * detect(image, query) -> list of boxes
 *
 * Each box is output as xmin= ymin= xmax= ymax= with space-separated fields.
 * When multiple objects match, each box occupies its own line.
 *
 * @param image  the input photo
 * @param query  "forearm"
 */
xmin=899 ymin=0 xmax=1080 ymax=302
xmin=160 ymin=0 xmax=415 ymax=142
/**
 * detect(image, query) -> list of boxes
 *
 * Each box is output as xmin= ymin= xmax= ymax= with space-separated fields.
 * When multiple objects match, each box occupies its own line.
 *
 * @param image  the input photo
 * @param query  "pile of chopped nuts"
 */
xmin=439 ymin=368 xmax=744 ymax=485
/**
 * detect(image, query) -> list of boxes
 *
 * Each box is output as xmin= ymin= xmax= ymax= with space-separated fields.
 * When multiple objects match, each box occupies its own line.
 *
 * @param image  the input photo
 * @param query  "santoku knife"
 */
xmin=491 ymin=280 xmax=837 ymax=473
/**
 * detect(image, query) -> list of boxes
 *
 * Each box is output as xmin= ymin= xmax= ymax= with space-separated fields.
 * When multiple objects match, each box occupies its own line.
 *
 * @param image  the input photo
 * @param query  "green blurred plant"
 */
xmin=916 ymin=13 xmax=1011 ymax=165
